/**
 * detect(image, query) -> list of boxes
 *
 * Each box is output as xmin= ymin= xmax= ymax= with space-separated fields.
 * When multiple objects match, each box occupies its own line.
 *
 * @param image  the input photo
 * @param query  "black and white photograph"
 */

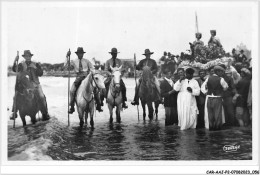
xmin=0 ymin=0 xmax=259 ymax=174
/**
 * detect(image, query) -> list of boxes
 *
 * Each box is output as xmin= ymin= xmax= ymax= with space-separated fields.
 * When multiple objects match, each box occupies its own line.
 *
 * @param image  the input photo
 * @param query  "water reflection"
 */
xmin=7 ymin=77 xmax=252 ymax=160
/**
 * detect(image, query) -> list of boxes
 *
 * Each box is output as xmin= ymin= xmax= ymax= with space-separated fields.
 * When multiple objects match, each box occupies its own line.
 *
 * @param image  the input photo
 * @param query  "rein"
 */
xmin=82 ymin=72 xmax=102 ymax=104
xmin=110 ymin=79 xmax=120 ymax=97
xmin=109 ymin=75 xmax=121 ymax=107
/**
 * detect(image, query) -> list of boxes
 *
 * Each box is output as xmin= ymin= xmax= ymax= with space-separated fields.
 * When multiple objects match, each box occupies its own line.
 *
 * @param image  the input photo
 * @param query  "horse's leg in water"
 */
xmin=108 ymin=104 xmax=113 ymax=123
xmin=141 ymin=100 xmax=146 ymax=120
xmin=147 ymin=101 xmax=154 ymax=120
xmin=20 ymin=114 xmax=26 ymax=126
xmin=31 ymin=114 xmax=37 ymax=125
xmin=89 ymin=102 xmax=95 ymax=129
xmin=84 ymin=110 xmax=88 ymax=126
xmin=116 ymin=105 xmax=121 ymax=123
xmin=154 ymin=101 xmax=160 ymax=120
xmin=77 ymin=106 xmax=84 ymax=128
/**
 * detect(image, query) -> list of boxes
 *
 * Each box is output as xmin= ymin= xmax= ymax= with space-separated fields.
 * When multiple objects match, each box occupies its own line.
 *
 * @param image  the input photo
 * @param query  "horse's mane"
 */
xmin=16 ymin=72 xmax=35 ymax=93
xmin=142 ymin=66 xmax=153 ymax=81
xmin=80 ymin=72 xmax=93 ymax=93
xmin=139 ymin=67 xmax=156 ymax=102
xmin=109 ymin=70 xmax=121 ymax=96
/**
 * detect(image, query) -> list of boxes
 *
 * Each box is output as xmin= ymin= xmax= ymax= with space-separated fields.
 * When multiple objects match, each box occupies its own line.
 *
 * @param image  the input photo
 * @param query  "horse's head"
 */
xmin=110 ymin=65 xmax=122 ymax=91
xmin=16 ymin=72 xmax=36 ymax=103
xmin=91 ymin=70 xmax=106 ymax=90
xmin=139 ymin=66 xmax=156 ymax=101
xmin=142 ymin=66 xmax=153 ymax=81
xmin=16 ymin=72 xmax=34 ymax=93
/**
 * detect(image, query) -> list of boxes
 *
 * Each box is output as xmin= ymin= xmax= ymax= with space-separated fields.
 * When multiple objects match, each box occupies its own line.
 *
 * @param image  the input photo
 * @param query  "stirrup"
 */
xmin=96 ymin=104 xmax=103 ymax=112
xmin=42 ymin=114 xmax=50 ymax=121
xmin=131 ymin=101 xmax=139 ymax=106
xmin=96 ymin=107 xmax=103 ymax=112
xmin=68 ymin=107 xmax=75 ymax=114
xmin=10 ymin=113 xmax=17 ymax=120
xmin=122 ymin=103 xmax=128 ymax=109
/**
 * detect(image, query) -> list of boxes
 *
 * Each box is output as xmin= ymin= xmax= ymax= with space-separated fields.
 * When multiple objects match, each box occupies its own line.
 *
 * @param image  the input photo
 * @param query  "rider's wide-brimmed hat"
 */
xmin=75 ymin=47 xmax=86 ymax=54
xmin=195 ymin=32 xmax=202 ymax=38
xmin=22 ymin=50 xmax=33 ymax=57
xmin=109 ymin=48 xmax=120 ymax=54
xmin=142 ymin=49 xmax=154 ymax=55
xmin=210 ymin=30 xmax=216 ymax=34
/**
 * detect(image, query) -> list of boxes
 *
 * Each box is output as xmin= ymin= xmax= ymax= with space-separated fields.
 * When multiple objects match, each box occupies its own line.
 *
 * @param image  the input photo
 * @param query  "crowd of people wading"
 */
xmin=9 ymin=29 xmax=252 ymax=131
xmin=158 ymin=30 xmax=252 ymax=130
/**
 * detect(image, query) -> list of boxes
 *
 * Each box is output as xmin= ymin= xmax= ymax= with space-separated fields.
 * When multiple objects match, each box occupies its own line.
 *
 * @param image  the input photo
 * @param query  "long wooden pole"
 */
xmin=195 ymin=11 xmax=199 ymax=33
xmin=67 ymin=49 xmax=71 ymax=126
xmin=13 ymin=51 xmax=19 ymax=128
xmin=134 ymin=53 xmax=139 ymax=120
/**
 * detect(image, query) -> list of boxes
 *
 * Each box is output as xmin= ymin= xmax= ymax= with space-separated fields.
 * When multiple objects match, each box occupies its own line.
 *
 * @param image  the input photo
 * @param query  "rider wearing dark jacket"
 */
xmin=131 ymin=49 xmax=161 ymax=106
xmin=10 ymin=50 xmax=50 ymax=121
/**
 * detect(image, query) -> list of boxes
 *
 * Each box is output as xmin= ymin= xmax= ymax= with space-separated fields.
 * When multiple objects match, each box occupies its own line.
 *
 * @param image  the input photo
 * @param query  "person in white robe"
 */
xmin=174 ymin=68 xmax=200 ymax=130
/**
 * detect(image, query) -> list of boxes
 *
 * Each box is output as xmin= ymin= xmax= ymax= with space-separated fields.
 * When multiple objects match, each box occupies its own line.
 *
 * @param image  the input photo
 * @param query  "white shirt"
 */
xmin=201 ymin=74 xmax=228 ymax=97
xmin=64 ymin=58 xmax=94 ymax=73
xmin=164 ymin=77 xmax=174 ymax=87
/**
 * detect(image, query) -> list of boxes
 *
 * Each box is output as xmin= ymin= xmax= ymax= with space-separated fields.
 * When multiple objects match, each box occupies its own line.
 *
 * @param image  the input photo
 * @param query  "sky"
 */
xmin=1 ymin=1 xmax=256 ymax=65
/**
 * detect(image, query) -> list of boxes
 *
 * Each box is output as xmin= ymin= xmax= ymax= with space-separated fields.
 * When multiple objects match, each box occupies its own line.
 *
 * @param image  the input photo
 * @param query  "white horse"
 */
xmin=75 ymin=70 xmax=105 ymax=128
xmin=107 ymin=65 xmax=123 ymax=123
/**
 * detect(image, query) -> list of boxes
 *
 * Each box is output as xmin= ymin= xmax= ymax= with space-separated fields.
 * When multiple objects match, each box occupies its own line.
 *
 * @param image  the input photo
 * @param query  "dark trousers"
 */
xmin=165 ymin=106 xmax=178 ymax=126
xmin=223 ymin=97 xmax=235 ymax=126
xmin=207 ymin=97 xmax=223 ymax=130
xmin=197 ymin=104 xmax=205 ymax=128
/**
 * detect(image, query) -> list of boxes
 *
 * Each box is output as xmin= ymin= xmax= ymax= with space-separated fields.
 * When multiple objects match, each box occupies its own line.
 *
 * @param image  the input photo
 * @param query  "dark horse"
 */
xmin=15 ymin=72 xmax=40 ymax=126
xmin=139 ymin=66 xmax=160 ymax=120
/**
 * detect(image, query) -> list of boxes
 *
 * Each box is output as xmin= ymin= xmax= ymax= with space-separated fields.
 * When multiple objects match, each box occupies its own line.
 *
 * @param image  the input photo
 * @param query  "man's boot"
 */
xmin=10 ymin=112 xmax=18 ymax=120
xmin=69 ymin=102 xmax=75 ymax=114
xmin=131 ymin=91 xmax=139 ymax=106
xmin=42 ymin=113 xmax=50 ymax=121
xmin=96 ymin=103 xmax=103 ymax=112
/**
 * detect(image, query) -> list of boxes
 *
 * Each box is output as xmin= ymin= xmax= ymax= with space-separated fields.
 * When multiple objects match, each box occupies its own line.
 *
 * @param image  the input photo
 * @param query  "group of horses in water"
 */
xmin=14 ymin=65 xmax=162 ymax=128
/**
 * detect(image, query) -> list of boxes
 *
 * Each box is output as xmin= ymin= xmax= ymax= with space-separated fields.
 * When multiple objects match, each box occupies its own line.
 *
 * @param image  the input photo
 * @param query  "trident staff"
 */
xmin=13 ymin=51 xmax=19 ymax=128
xmin=66 ymin=49 xmax=71 ymax=126
xmin=134 ymin=53 xmax=139 ymax=120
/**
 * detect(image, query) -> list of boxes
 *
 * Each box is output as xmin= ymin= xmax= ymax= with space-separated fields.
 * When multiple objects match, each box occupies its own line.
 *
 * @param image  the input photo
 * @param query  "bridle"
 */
xmin=109 ymin=70 xmax=121 ymax=106
xmin=83 ymin=72 xmax=103 ymax=104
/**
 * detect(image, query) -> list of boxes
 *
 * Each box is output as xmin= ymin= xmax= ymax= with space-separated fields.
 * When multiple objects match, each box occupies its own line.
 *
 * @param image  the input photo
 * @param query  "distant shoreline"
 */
xmin=7 ymin=71 xmax=78 ymax=77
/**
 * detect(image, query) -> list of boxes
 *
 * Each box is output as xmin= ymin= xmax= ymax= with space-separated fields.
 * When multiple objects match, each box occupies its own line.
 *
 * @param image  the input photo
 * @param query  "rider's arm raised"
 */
xmin=12 ymin=62 xmax=23 ymax=72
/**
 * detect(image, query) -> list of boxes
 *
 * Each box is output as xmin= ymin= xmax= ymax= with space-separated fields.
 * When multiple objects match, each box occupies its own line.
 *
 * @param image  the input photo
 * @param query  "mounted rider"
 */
xmin=131 ymin=49 xmax=161 ymax=106
xmin=65 ymin=47 xmax=103 ymax=113
xmin=103 ymin=48 xmax=128 ymax=109
xmin=10 ymin=50 xmax=50 ymax=121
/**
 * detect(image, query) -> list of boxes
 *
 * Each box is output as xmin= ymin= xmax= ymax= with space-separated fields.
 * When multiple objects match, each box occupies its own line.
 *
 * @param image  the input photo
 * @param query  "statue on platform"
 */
xmin=207 ymin=30 xmax=225 ymax=59
xmin=208 ymin=30 xmax=222 ymax=48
